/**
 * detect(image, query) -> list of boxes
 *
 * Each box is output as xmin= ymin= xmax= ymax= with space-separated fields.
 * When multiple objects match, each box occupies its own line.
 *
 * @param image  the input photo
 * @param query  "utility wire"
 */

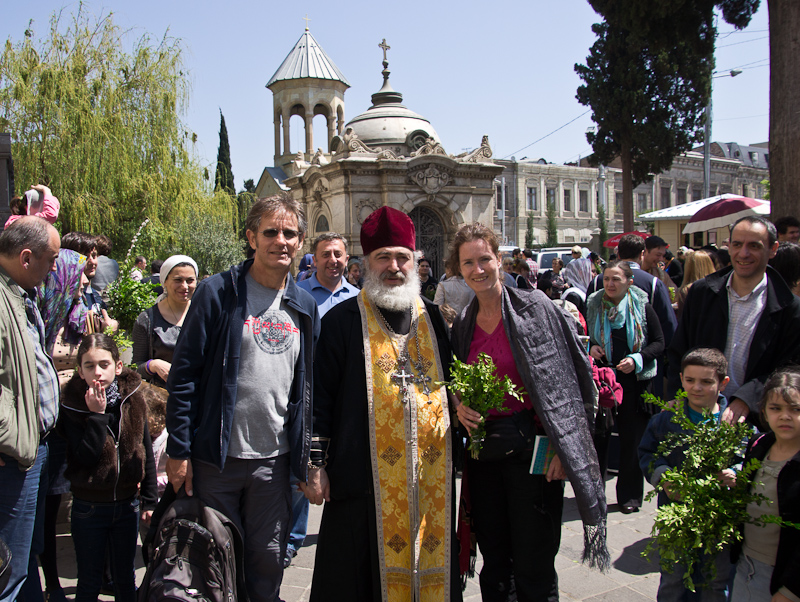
xmin=502 ymin=110 xmax=591 ymax=160
xmin=717 ymin=36 xmax=768 ymax=48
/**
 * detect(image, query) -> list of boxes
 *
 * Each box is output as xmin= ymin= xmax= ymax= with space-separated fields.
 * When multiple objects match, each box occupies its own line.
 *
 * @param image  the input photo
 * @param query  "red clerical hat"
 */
xmin=360 ymin=206 xmax=416 ymax=255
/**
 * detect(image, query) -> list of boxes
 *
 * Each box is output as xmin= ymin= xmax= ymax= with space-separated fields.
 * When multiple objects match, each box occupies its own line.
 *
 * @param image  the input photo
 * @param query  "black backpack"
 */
xmin=139 ymin=486 xmax=248 ymax=602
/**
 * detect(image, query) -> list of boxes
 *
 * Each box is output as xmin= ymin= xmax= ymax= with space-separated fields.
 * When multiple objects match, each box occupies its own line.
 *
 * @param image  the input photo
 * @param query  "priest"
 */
xmin=302 ymin=206 xmax=460 ymax=602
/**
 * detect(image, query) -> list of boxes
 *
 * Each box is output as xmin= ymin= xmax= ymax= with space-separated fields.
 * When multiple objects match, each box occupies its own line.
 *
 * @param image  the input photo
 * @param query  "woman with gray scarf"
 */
xmin=451 ymin=223 xmax=609 ymax=601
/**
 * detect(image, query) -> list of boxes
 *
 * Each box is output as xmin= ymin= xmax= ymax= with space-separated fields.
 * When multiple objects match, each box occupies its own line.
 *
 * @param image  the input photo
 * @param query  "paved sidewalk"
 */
xmin=43 ymin=475 xmax=661 ymax=601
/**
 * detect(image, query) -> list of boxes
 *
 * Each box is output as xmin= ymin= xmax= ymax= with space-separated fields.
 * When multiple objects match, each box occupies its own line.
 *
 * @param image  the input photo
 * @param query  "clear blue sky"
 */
xmin=3 ymin=1 xmax=770 ymax=191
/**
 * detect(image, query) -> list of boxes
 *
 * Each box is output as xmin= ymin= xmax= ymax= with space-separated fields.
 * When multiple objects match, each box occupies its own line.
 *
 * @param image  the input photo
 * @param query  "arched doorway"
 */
xmin=409 ymin=206 xmax=446 ymax=279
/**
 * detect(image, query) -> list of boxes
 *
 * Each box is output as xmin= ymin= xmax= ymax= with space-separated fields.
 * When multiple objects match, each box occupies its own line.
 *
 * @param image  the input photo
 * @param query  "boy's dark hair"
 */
xmin=77 ymin=333 xmax=120 ymax=365
xmin=645 ymin=235 xmax=667 ymax=251
xmin=617 ymin=234 xmax=646 ymax=260
xmin=759 ymin=367 xmax=800 ymax=416
xmin=774 ymin=215 xmax=800 ymax=235
xmin=95 ymin=234 xmax=113 ymax=256
xmin=61 ymin=231 xmax=97 ymax=257
xmin=537 ymin=277 xmax=553 ymax=294
xmin=522 ymin=249 xmax=533 ymax=259
xmin=680 ymin=348 xmax=728 ymax=382
xmin=769 ymin=242 xmax=800 ymax=289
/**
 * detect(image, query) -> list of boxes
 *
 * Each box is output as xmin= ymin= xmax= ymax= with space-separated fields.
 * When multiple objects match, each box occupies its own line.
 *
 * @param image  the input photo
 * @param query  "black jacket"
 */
xmin=732 ymin=432 xmax=800 ymax=598
xmin=58 ymin=368 xmax=157 ymax=507
xmin=666 ymin=266 xmax=800 ymax=410
xmin=311 ymin=296 xmax=452 ymax=500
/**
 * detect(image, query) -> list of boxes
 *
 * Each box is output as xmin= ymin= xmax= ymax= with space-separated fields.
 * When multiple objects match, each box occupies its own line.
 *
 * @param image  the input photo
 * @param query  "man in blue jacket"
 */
xmin=166 ymin=193 xmax=320 ymax=602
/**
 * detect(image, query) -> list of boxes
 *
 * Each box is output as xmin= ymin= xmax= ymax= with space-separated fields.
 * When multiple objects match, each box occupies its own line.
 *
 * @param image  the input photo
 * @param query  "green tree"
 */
xmin=242 ymin=178 xmax=255 ymax=194
xmin=0 ymin=7 xmax=237 ymax=258
xmin=214 ymin=110 xmax=235 ymax=196
xmin=546 ymin=200 xmax=558 ymax=247
xmin=525 ymin=213 xmax=535 ymax=249
xmin=575 ymin=1 xmax=758 ymax=232
xmin=598 ymin=203 xmax=608 ymax=260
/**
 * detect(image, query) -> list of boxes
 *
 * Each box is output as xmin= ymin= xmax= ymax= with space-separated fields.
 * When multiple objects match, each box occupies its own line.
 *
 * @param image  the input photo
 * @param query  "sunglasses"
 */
xmin=260 ymin=228 xmax=299 ymax=240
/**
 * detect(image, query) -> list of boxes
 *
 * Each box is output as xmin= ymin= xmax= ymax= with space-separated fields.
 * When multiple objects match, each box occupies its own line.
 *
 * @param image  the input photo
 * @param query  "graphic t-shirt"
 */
xmin=227 ymin=274 xmax=300 ymax=459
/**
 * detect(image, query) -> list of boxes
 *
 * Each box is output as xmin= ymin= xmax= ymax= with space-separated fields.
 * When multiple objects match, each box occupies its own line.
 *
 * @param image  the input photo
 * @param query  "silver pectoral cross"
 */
xmin=391 ymin=365 xmax=414 ymax=404
xmin=415 ymin=374 xmax=433 ymax=400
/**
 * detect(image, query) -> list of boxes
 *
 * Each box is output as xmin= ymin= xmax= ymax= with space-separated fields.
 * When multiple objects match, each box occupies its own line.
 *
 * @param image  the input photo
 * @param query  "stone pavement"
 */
xmin=43 ymin=475 xmax=662 ymax=601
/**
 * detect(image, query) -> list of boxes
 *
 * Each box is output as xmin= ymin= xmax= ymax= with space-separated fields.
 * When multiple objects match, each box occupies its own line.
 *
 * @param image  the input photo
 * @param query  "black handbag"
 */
xmin=477 ymin=410 xmax=535 ymax=461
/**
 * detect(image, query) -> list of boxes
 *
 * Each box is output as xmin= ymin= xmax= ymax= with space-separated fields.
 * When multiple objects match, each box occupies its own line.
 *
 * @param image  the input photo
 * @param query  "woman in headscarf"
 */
xmin=586 ymin=260 xmax=664 ymax=514
xmin=562 ymin=257 xmax=594 ymax=317
xmin=132 ymin=255 xmax=198 ymax=388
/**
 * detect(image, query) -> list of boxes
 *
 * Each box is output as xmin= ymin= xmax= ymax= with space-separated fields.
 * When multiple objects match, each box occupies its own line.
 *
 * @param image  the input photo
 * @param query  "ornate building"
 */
xmin=257 ymin=32 xmax=501 ymax=275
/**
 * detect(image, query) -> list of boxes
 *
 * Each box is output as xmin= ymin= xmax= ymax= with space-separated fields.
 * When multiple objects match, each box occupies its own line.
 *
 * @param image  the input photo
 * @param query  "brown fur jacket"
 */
xmin=57 ymin=367 xmax=157 ymax=506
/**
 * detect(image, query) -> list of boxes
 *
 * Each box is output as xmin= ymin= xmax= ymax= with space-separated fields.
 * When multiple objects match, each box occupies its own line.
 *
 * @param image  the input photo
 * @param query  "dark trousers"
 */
xmin=615 ymin=383 xmax=652 ymax=507
xmin=71 ymin=497 xmax=139 ymax=602
xmin=468 ymin=453 xmax=565 ymax=602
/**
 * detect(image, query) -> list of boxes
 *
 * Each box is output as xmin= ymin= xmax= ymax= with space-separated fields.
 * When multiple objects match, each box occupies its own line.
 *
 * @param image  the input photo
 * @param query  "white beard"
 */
xmin=363 ymin=257 xmax=421 ymax=312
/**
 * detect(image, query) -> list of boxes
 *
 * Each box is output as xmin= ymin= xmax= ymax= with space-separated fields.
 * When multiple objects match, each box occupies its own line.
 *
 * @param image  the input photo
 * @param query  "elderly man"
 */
xmin=304 ymin=206 xmax=460 ymax=602
xmin=166 ymin=193 xmax=320 ymax=602
xmin=0 ymin=217 xmax=61 ymax=602
xmin=668 ymin=216 xmax=800 ymax=425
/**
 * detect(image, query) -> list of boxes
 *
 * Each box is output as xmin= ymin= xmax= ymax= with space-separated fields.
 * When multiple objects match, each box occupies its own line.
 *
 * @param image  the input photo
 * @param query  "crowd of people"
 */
xmin=1 ymin=183 xmax=800 ymax=602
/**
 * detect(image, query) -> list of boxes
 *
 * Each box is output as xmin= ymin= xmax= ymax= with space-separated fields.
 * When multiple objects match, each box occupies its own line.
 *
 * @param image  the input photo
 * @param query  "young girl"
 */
xmin=57 ymin=333 xmax=157 ymax=602
xmin=731 ymin=368 xmax=800 ymax=602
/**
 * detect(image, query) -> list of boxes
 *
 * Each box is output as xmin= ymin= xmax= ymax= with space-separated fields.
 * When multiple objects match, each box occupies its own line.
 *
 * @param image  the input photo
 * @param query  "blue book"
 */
xmin=529 ymin=435 xmax=555 ymax=475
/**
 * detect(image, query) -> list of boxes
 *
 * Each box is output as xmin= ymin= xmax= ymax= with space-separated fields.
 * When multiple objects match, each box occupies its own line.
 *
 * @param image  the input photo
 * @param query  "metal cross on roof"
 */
xmin=303 ymin=14 xmax=311 ymax=30
xmin=379 ymin=38 xmax=391 ymax=62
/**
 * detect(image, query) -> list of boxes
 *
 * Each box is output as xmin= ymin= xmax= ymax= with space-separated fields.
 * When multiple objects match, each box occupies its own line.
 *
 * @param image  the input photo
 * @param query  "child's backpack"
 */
xmin=139 ymin=487 xmax=248 ymax=602
xmin=591 ymin=360 xmax=623 ymax=409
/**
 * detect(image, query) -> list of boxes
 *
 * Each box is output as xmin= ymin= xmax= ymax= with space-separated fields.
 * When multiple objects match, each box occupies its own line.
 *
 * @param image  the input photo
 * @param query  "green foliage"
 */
xmin=546 ymin=200 xmax=558 ymax=247
xmin=761 ymin=178 xmax=770 ymax=201
xmin=442 ymin=353 xmax=524 ymax=459
xmin=242 ymin=178 xmax=255 ymax=194
xmin=640 ymin=392 xmax=790 ymax=591
xmin=598 ymin=203 xmax=608 ymax=260
xmin=106 ymin=220 xmax=158 ymax=333
xmin=0 ymin=6 xmax=235 ymax=259
xmin=214 ymin=111 xmax=235 ymax=196
xmin=165 ymin=194 xmax=245 ymax=277
xmin=525 ymin=213 xmax=535 ymax=249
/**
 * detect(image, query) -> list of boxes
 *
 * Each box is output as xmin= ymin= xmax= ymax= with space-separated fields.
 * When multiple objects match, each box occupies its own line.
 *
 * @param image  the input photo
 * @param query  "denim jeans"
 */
xmin=71 ymin=496 xmax=139 ymax=602
xmin=657 ymin=548 xmax=732 ymax=602
xmin=731 ymin=554 xmax=773 ymax=602
xmin=0 ymin=442 xmax=48 ymax=602
xmin=287 ymin=474 xmax=309 ymax=553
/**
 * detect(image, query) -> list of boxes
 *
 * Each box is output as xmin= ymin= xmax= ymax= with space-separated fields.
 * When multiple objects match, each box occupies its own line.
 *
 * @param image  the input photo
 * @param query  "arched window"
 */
xmin=315 ymin=215 xmax=330 ymax=233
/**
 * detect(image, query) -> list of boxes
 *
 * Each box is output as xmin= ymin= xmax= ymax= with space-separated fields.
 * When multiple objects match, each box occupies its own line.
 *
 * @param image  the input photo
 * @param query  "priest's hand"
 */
xmin=301 ymin=467 xmax=330 ymax=505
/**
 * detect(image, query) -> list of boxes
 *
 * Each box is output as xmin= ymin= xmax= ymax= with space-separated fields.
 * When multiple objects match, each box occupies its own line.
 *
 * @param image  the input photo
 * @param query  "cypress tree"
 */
xmin=215 ymin=111 xmax=235 ymax=195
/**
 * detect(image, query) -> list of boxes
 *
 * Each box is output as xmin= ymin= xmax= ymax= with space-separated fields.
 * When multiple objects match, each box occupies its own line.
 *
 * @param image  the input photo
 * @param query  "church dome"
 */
xmin=344 ymin=50 xmax=439 ymax=154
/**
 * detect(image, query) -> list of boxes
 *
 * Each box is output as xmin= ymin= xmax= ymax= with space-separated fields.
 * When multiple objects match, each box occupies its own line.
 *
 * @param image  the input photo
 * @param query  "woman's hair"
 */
xmin=347 ymin=258 xmax=361 ymax=273
xmin=445 ymin=223 xmax=499 ymax=278
xmin=769 ymin=242 xmax=800 ymax=291
xmin=61 ymin=232 xmax=98 ymax=257
xmin=759 ymin=367 xmax=800 ymax=416
xmin=76 ymin=333 xmax=120 ymax=366
xmin=682 ymin=250 xmax=716 ymax=288
xmin=603 ymin=259 xmax=634 ymax=280
xmin=513 ymin=258 xmax=530 ymax=274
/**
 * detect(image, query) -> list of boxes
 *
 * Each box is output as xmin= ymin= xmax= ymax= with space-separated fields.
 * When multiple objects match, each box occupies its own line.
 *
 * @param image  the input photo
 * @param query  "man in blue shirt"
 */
xmin=288 ymin=232 xmax=358 ymax=568
xmin=296 ymin=233 xmax=359 ymax=317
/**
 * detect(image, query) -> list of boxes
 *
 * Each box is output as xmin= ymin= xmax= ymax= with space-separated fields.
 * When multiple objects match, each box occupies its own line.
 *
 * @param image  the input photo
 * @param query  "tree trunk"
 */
xmin=621 ymin=142 xmax=635 ymax=232
xmin=768 ymin=0 xmax=800 ymax=219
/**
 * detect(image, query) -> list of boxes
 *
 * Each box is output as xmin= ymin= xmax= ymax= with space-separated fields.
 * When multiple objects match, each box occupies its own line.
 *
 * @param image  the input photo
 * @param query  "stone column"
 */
xmin=274 ymin=112 xmax=282 ymax=159
xmin=283 ymin=110 xmax=291 ymax=157
xmin=305 ymin=114 xmax=313 ymax=154
xmin=327 ymin=114 xmax=335 ymax=153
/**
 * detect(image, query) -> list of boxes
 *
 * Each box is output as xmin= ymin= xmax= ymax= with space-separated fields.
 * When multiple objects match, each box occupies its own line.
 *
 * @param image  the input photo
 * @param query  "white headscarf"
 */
xmin=563 ymin=257 xmax=593 ymax=295
xmin=159 ymin=255 xmax=198 ymax=285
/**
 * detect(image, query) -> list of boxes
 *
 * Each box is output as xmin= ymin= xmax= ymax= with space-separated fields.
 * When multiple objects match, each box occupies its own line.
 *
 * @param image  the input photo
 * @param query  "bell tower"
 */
xmin=266 ymin=26 xmax=349 ymax=171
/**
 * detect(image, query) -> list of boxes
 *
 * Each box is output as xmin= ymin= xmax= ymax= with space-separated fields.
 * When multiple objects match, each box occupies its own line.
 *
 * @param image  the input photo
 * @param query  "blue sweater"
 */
xmin=638 ymin=394 xmax=728 ymax=507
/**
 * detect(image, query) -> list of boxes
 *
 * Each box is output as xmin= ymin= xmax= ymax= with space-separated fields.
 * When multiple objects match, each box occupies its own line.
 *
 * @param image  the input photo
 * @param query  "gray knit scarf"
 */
xmin=451 ymin=286 xmax=610 ymax=571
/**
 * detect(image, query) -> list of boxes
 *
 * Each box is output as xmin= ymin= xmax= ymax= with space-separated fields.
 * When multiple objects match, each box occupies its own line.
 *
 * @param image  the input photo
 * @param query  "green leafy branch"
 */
xmin=440 ymin=352 xmax=524 ymax=459
xmin=640 ymin=392 xmax=785 ymax=591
